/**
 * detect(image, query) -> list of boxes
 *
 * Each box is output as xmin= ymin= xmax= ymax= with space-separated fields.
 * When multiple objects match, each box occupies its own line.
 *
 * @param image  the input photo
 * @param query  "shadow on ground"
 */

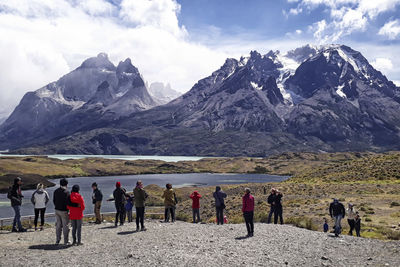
xmin=99 ymin=226 xmax=117 ymax=230
xmin=29 ymin=244 xmax=71 ymax=250
xmin=117 ymin=231 xmax=138 ymax=235
xmin=235 ymin=236 xmax=251 ymax=240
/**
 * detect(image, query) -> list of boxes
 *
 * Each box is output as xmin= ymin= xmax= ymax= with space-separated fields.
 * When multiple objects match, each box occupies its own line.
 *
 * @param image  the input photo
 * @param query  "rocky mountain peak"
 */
xmin=80 ymin=52 xmax=116 ymax=71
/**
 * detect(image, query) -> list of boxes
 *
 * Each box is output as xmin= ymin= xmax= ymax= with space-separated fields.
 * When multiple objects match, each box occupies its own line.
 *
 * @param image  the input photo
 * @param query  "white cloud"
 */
xmin=371 ymin=57 xmax=394 ymax=71
xmin=393 ymin=80 xmax=400 ymax=86
xmin=0 ymin=0 xmax=230 ymax=118
xmin=379 ymin=19 xmax=400 ymax=40
xmin=291 ymin=0 xmax=400 ymax=42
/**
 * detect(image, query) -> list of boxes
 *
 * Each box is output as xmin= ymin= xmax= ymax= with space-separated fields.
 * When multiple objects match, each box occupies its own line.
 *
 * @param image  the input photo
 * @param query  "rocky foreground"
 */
xmin=0 ymin=221 xmax=399 ymax=266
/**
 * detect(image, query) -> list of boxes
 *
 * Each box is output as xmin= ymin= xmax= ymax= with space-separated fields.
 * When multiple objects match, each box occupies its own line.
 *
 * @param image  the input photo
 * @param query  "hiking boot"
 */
xmin=11 ymin=228 xmax=18 ymax=232
xmin=141 ymin=227 xmax=147 ymax=232
xmin=77 ymin=242 xmax=83 ymax=246
xmin=136 ymin=227 xmax=139 ymax=232
xmin=18 ymin=228 xmax=27 ymax=232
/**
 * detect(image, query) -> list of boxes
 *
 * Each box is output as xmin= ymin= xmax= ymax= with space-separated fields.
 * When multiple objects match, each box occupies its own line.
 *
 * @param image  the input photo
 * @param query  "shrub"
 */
xmin=390 ymin=202 xmax=400 ymax=207
xmin=285 ymin=216 xmax=317 ymax=231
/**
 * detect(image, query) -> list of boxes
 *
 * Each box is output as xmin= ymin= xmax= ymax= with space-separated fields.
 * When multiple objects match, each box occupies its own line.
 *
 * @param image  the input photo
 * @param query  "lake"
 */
xmin=0 ymin=173 xmax=288 ymax=219
xmin=0 ymin=154 xmax=211 ymax=162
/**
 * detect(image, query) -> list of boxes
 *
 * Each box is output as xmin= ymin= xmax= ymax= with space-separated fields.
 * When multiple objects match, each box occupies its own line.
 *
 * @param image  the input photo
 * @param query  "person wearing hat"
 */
xmin=53 ymin=178 xmax=79 ymax=245
xmin=7 ymin=177 xmax=26 ymax=232
xmin=91 ymin=182 xmax=103 ymax=224
xmin=113 ymin=181 xmax=127 ymax=226
xmin=329 ymin=198 xmax=346 ymax=237
xmin=68 ymin=185 xmax=85 ymax=245
xmin=190 ymin=190 xmax=202 ymax=223
xmin=347 ymin=203 xmax=357 ymax=236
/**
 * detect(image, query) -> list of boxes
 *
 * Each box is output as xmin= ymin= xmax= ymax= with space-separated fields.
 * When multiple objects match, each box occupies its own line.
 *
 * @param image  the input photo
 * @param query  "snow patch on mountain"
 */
xmin=250 ymin=81 xmax=263 ymax=90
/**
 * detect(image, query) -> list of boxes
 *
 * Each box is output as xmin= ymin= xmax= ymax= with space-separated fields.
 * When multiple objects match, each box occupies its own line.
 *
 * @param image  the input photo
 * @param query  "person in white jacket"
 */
xmin=31 ymin=183 xmax=50 ymax=231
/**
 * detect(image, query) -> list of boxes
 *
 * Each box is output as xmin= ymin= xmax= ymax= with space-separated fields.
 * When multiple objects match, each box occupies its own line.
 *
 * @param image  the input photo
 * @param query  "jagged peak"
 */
xmin=80 ymin=52 xmax=116 ymax=70
xmin=117 ymin=58 xmax=138 ymax=74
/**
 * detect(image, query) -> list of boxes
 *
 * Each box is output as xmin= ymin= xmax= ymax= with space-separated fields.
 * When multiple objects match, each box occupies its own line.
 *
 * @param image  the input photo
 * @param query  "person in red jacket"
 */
xmin=190 ymin=191 xmax=202 ymax=223
xmin=242 ymin=188 xmax=255 ymax=237
xmin=67 ymin=185 xmax=85 ymax=246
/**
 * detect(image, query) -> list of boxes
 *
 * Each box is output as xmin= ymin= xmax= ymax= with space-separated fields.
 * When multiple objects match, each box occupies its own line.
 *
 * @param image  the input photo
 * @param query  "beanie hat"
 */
xmin=92 ymin=182 xmax=97 ymax=187
xmin=116 ymin=182 xmax=121 ymax=188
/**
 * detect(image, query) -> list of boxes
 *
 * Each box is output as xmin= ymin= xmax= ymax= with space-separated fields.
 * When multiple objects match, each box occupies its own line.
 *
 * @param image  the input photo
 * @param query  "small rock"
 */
xmin=127 ymin=254 xmax=133 ymax=258
xmin=321 ymin=256 xmax=329 ymax=261
xmin=367 ymin=258 xmax=373 ymax=261
xmin=285 ymin=261 xmax=288 ymax=265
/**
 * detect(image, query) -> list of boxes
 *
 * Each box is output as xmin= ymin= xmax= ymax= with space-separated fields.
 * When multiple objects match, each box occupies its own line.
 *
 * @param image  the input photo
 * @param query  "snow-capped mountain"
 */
xmin=148 ymin=82 xmax=181 ymax=104
xmin=0 ymin=53 xmax=157 ymax=149
xmin=2 ymin=45 xmax=400 ymax=156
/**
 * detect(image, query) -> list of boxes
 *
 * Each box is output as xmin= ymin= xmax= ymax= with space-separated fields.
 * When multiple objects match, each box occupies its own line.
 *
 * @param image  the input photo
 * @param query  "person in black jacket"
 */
xmin=329 ymin=198 xmax=346 ymax=237
xmin=7 ymin=177 xmax=26 ymax=232
xmin=53 ymin=178 xmax=79 ymax=245
xmin=113 ymin=182 xmax=127 ymax=227
xmin=274 ymin=190 xmax=284 ymax=224
xmin=91 ymin=182 xmax=103 ymax=224
xmin=267 ymin=188 xmax=276 ymax=224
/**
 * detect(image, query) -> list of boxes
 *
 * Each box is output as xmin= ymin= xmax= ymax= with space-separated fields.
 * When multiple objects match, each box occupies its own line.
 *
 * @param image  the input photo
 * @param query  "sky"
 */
xmin=0 ymin=0 xmax=400 ymax=119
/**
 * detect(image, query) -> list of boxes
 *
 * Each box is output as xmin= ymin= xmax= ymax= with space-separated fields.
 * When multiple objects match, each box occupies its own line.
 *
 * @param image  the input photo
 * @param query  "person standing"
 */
xmin=190 ymin=191 xmax=202 ymax=223
xmin=242 ymin=188 xmax=255 ymax=237
xmin=113 ymin=182 xmax=127 ymax=227
xmin=31 ymin=183 xmax=49 ymax=231
xmin=7 ymin=177 xmax=26 ymax=232
xmin=274 ymin=190 xmax=284 ymax=224
xmin=347 ymin=203 xmax=356 ymax=236
xmin=267 ymin=188 xmax=276 ymax=224
xmin=329 ymin=198 xmax=346 ymax=237
xmin=68 ymin=185 xmax=85 ymax=246
xmin=53 ymin=178 xmax=78 ymax=245
xmin=354 ymin=212 xmax=361 ymax=237
xmin=213 ymin=186 xmax=227 ymax=225
xmin=162 ymin=183 xmax=177 ymax=222
xmin=91 ymin=182 xmax=103 ymax=224
xmin=133 ymin=180 xmax=148 ymax=231
xmin=125 ymin=195 xmax=134 ymax=223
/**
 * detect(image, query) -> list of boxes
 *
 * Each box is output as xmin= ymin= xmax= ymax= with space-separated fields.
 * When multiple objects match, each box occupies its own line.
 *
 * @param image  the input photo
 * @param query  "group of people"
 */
xmin=8 ymin=177 xmax=360 ymax=243
xmin=327 ymin=199 xmax=362 ymax=237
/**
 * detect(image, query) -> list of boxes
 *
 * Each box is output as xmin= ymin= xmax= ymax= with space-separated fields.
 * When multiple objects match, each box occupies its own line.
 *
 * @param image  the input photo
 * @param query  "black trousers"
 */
xmin=216 ymin=206 xmax=224 ymax=225
xmin=348 ymin=219 xmax=355 ymax=235
xmin=355 ymin=221 xmax=361 ymax=237
xmin=136 ymin=207 xmax=145 ymax=228
xmin=243 ymin=211 xmax=254 ymax=234
xmin=274 ymin=206 xmax=283 ymax=224
xmin=115 ymin=204 xmax=125 ymax=225
xmin=34 ymin=208 xmax=46 ymax=227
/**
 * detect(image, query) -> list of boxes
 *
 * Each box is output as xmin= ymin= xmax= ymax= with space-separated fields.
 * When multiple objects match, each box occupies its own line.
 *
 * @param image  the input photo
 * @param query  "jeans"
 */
xmin=34 ymin=208 xmax=46 ymax=228
xmin=165 ymin=206 xmax=175 ymax=222
xmin=94 ymin=201 xmax=102 ymax=223
xmin=192 ymin=208 xmax=201 ymax=223
xmin=136 ymin=207 xmax=145 ymax=228
xmin=348 ymin=219 xmax=355 ymax=235
xmin=274 ymin=206 xmax=284 ymax=224
xmin=243 ymin=211 xmax=254 ymax=235
xmin=71 ymin=219 xmax=82 ymax=243
xmin=12 ymin=205 xmax=22 ymax=230
xmin=334 ymin=215 xmax=343 ymax=236
xmin=115 ymin=204 xmax=125 ymax=225
xmin=55 ymin=210 xmax=69 ymax=244
xmin=267 ymin=206 xmax=274 ymax=224
xmin=216 ymin=206 xmax=224 ymax=225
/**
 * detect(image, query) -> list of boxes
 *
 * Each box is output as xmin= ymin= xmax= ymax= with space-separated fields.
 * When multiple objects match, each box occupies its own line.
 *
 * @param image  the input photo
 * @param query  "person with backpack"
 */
xmin=162 ymin=183 xmax=177 ymax=222
xmin=267 ymin=188 xmax=276 ymax=224
xmin=274 ymin=189 xmax=284 ymax=224
xmin=190 ymin=191 xmax=202 ymax=223
xmin=213 ymin=186 xmax=227 ymax=225
xmin=242 ymin=188 xmax=255 ymax=237
xmin=7 ymin=177 xmax=26 ymax=232
xmin=67 ymin=185 xmax=85 ymax=246
xmin=31 ymin=183 xmax=50 ymax=231
xmin=113 ymin=182 xmax=127 ymax=227
xmin=347 ymin=203 xmax=356 ymax=236
xmin=53 ymin=178 xmax=79 ymax=245
xmin=133 ymin=180 xmax=148 ymax=231
xmin=91 ymin=182 xmax=103 ymax=224
xmin=329 ymin=198 xmax=346 ymax=237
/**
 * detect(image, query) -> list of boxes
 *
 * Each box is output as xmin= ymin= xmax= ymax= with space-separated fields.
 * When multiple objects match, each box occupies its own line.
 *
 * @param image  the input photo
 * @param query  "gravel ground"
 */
xmin=0 ymin=221 xmax=399 ymax=267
